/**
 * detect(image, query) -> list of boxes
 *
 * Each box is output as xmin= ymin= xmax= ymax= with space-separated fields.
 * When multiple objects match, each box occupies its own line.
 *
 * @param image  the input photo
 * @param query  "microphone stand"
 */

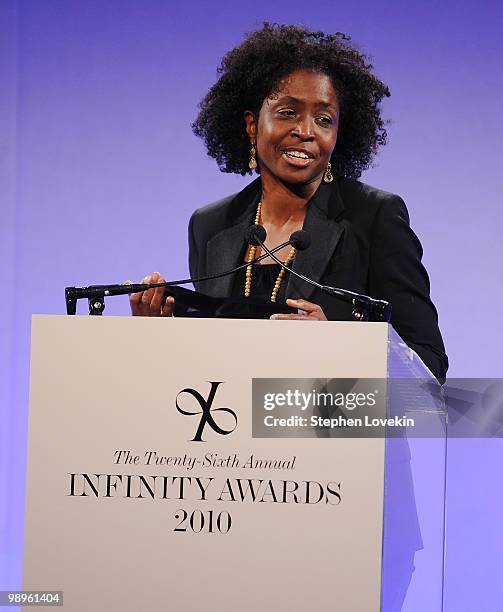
xmin=65 ymin=239 xmax=295 ymax=316
xmin=254 ymin=237 xmax=391 ymax=323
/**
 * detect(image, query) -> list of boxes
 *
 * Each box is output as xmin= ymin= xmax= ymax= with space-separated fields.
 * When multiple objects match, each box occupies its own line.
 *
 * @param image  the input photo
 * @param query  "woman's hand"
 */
xmin=270 ymin=298 xmax=328 ymax=321
xmin=127 ymin=272 xmax=174 ymax=317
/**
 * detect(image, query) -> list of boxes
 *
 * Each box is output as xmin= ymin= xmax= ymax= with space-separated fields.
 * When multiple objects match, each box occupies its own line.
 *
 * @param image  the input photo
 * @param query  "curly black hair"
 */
xmin=192 ymin=23 xmax=390 ymax=180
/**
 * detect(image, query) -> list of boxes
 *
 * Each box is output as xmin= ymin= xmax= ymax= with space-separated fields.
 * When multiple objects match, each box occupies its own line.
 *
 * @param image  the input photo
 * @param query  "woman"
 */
xmin=130 ymin=23 xmax=448 ymax=381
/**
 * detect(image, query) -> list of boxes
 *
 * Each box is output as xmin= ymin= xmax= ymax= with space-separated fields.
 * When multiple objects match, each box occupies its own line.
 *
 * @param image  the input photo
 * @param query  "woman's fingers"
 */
xmin=129 ymin=276 xmax=148 ymax=316
xmin=286 ymin=298 xmax=320 ymax=313
xmin=161 ymin=295 xmax=175 ymax=317
xmin=128 ymin=272 xmax=173 ymax=317
xmin=270 ymin=298 xmax=328 ymax=321
xmin=141 ymin=272 xmax=159 ymax=308
xmin=148 ymin=272 xmax=165 ymax=314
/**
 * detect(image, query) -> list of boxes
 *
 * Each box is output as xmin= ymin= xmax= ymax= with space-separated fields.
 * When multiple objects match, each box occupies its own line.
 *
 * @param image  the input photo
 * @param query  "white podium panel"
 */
xmin=23 ymin=316 xmax=444 ymax=611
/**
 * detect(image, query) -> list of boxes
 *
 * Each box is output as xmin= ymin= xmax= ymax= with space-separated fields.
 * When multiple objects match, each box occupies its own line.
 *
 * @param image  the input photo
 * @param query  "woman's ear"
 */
xmin=243 ymin=111 xmax=257 ymax=141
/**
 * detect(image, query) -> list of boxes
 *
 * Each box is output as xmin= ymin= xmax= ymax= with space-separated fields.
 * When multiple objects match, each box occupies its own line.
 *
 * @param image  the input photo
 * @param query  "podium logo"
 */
xmin=176 ymin=381 xmax=238 ymax=442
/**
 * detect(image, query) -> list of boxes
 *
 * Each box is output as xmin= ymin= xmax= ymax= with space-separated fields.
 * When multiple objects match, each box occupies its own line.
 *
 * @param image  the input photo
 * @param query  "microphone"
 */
xmin=65 ymin=225 xmax=306 ymax=314
xmin=245 ymin=224 xmax=266 ymax=246
xmin=290 ymin=230 xmax=311 ymax=251
xmin=250 ymin=224 xmax=391 ymax=322
xmin=245 ymin=224 xmax=311 ymax=251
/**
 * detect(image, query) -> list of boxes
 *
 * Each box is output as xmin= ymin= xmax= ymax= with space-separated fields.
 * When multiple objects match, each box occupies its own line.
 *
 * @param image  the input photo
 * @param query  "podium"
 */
xmin=24 ymin=316 xmax=446 ymax=611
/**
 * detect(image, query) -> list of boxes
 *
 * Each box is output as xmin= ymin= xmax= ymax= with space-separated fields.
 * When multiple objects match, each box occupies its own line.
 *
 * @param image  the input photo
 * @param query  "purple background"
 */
xmin=1 ymin=0 xmax=502 ymax=609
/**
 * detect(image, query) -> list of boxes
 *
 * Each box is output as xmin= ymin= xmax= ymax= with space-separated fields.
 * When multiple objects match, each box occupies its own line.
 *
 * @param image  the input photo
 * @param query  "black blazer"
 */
xmin=188 ymin=177 xmax=448 ymax=380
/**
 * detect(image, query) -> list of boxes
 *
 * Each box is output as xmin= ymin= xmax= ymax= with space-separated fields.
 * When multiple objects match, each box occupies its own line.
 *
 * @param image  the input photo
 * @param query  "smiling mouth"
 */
xmin=281 ymin=150 xmax=314 ymax=167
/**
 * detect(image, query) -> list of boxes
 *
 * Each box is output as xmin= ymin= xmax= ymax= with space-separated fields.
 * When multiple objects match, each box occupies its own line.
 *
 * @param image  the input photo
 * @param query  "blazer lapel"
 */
xmin=205 ymin=180 xmax=261 ymax=297
xmin=285 ymin=181 xmax=346 ymax=301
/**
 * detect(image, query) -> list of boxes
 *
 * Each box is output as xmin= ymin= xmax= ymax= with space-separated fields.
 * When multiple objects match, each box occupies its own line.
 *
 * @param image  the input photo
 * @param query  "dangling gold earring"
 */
xmin=323 ymin=161 xmax=334 ymax=183
xmin=249 ymin=142 xmax=257 ymax=170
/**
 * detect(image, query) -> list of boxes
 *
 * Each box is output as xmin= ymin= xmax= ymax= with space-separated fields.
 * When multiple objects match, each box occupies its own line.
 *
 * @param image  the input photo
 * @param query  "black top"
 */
xmin=188 ymin=177 xmax=449 ymax=380
xmin=231 ymin=263 xmax=283 ymax=302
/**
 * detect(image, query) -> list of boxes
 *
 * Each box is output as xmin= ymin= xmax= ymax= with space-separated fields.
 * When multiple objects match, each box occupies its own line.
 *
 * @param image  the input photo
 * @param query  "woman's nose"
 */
xmin=291 ymin=117 xmax=315 ymax=139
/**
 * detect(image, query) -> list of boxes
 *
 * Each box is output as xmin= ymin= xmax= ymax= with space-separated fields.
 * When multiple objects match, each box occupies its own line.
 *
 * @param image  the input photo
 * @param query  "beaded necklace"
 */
xmin=244 ymin=202 xmax=297 ymax=303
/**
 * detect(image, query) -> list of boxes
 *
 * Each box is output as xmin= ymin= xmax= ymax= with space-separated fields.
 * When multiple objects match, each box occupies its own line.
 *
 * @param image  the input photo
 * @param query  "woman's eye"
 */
xmin=317 ymin=116 xmax=333 ymax=126
xmin=278 ymin=109 xmax=296 ymax=118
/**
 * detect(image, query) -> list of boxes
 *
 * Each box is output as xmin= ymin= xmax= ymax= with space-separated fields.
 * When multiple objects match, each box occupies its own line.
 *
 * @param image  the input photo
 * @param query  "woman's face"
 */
xmin=244 ymin=69 xmax=340 ymax=187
